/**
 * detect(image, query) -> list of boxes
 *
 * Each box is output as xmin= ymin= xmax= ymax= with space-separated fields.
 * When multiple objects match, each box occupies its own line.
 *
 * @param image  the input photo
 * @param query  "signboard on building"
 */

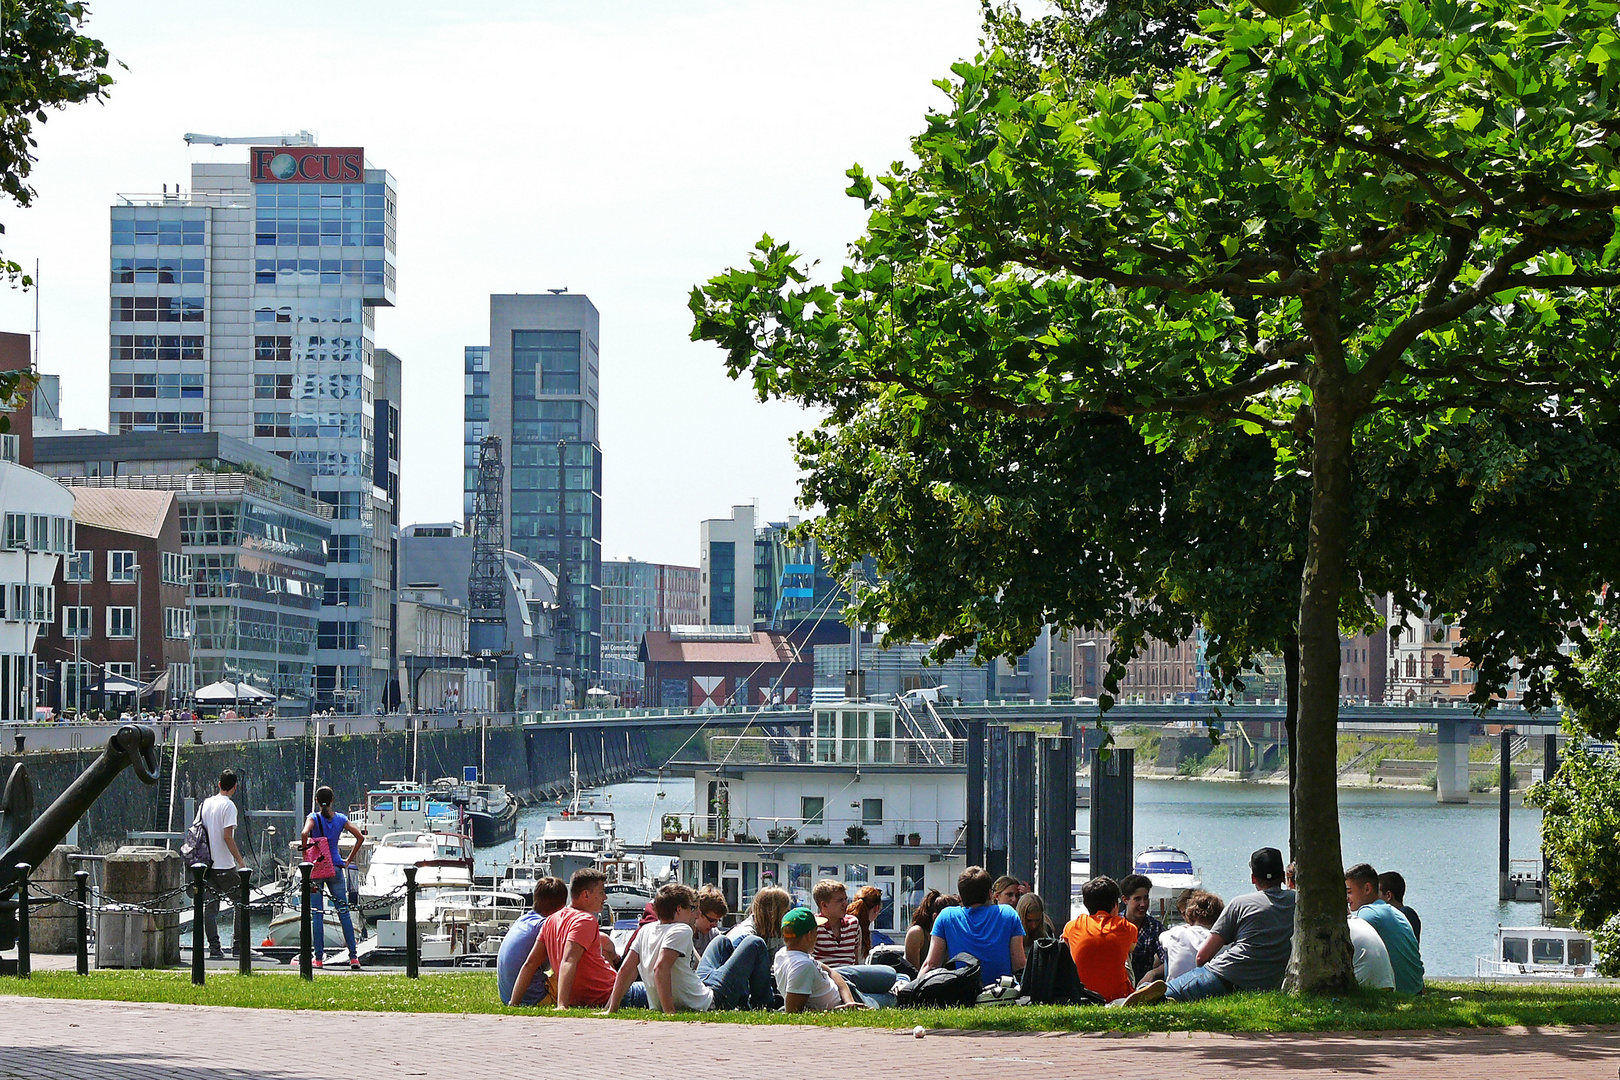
xmin=250 ymin=147 xmax=364 ymax=184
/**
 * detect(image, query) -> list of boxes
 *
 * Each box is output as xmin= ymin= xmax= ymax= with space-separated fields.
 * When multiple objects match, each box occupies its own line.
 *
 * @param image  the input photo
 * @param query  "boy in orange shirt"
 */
xmin=1061 ymin=876 xmax=1165 ymax=1006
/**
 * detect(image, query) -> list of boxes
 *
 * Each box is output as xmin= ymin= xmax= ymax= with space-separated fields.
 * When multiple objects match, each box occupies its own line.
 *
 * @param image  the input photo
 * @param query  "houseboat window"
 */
xmin=743 ymin=862 xmax=758 ymax=900
xmin=1532 ymin=938 xmax=1564 ymax=964
xmin=862 ymin=798 xmax=884 ymax=826
xmin=399 ymin=797 xmax=420 ymax=812
xmin=847 ymin=863 xmax=869 ymax=885
xmin=372 ymin=797 xmax=394 ymax=812
xmin=818 ymin=864 xmax=839 ymax=880
xmin=816 ymin=709 xmax=836 ymax=761
xmin=1569 ymin=938 xmax=1592 ymax=965
xmin=874 ymin=709 xmax=894 ymax=763
xmin=721 ymin=864 xmax=741 ymax=913
xmin=683 ymin=862 xmax=700 ymax=888
xmin=759 ymin=861 xmax=781 ymax=890
xmin=901 ymin=864 xmax=926 ymax=924
xmin=789 ymin=863 xmax=811 ymax=901
xmin=1501 ymin=937 xmax=1528 ymax=964
xmin=801 ymin=796 xmax=825 ymax=827
xmin=702 ymin=860 xmax=720 ymax=887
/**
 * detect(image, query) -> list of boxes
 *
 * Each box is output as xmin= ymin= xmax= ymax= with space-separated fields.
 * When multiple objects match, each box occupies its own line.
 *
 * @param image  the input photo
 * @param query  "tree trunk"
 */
xmin=1289 ymin=393 xmax=1357 ymax=994
xmin=1284 ymin=637 xmax=1299 ymax=863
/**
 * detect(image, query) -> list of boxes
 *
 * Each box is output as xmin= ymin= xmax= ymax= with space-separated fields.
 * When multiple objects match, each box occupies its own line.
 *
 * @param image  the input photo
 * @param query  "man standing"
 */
xmin=199 ymin=769 xmax=246 ymax=960
xmin=1162 ymin=847 xmax=1294 ymax=1003
xmin=517 ymin=868 xmax=619 ymax=1009
xmin=1119 ymin=872 xmax=1165 ymax=985
xmin=1347 ymin=863 xmax=1424 ymax=994
xmin=498 ymin=877 xmax=567 ymax=1006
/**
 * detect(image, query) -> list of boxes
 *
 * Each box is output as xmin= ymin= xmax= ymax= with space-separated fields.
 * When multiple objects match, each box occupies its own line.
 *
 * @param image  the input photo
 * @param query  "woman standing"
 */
xmin=301 ymin=785 xmax=366 ymax=969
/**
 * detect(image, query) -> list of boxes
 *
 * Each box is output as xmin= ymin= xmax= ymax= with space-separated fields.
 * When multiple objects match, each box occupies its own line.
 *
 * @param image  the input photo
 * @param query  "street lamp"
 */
xmin=132 ymin=562 xmax=143 ymax=719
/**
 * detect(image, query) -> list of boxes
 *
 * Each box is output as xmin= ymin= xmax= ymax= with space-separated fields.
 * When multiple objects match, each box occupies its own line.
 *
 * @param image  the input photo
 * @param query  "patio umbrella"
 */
xmin=90 ymin=675 xmax=143 ymax=694
xmin=195 ymin=680 xmax=276 ymax=703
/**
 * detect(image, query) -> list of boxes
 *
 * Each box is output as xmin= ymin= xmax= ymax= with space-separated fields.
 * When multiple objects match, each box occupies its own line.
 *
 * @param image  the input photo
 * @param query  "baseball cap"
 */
xmin=1250 ymin=847 xmax=1286 ymax=881
xmin=781 ymin=906 xmax=828 ymax=938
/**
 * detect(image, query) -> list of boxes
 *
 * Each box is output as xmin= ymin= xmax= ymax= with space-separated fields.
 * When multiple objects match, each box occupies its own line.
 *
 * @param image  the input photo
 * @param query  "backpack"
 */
xmin=1019 ymin=936 xmax=1106 ymax=1006
xmin=895 ymin=952 xmax=982 ymax=1007
xmin=180 ymin=802 xmax=212 ymax=868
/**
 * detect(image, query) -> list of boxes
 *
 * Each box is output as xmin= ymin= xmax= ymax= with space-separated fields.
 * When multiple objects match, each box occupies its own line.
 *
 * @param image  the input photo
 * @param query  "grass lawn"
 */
xmin=5 ymin=971 xmax=1620 ymax=1033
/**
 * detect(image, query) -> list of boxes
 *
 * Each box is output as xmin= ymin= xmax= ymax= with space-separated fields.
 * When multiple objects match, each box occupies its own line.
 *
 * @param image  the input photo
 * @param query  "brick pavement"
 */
xmin=2 ymin=996 xmax=1618 ymax=1079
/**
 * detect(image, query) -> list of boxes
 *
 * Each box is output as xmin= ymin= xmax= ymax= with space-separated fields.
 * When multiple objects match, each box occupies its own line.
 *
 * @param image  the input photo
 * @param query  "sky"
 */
xmin=0 ymin=0 xmax=989 ymax=567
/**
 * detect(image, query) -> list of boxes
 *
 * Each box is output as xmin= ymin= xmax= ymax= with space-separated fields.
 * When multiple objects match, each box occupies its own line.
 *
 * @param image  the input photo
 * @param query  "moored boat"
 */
xmin=432 ymin=776 xmax=519 ymax=847
xmin=1476 ymin=924 xmax=1601 ymax=978
xmin=1134 ymin=845 xmax=1202 ymax=921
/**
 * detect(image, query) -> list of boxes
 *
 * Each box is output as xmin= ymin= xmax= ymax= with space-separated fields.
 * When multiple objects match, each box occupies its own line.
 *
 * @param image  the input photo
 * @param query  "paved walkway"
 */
xmin=2 ymin=997 xmax=1618 ymax=1079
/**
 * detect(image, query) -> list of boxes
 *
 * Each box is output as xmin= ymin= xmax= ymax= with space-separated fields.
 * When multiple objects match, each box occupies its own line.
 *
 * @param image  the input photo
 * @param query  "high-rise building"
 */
xmin=601 ymin=558 xmax=700 ymax=703
xmin=109 ymin=144 xmax=399 ymax=712
xmin=699 ymin=504 xmax=754 ymax=627
xmin=700 ymin=505 xmax=848 ymax=632
xmin=463 ymin=294 xmax=602 ymax=693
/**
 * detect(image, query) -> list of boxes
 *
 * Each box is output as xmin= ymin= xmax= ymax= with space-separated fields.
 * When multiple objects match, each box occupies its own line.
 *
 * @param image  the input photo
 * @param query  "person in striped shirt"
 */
xmin=810 ymin=880 xmax=863 ymax=965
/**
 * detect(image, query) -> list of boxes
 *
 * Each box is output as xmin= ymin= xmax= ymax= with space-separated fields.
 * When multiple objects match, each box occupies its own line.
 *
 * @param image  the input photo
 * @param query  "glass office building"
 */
xmin=110 ymin=147 xmax=400 ymax=711
xmin=464 ymin=295 xmax=602 ymax=691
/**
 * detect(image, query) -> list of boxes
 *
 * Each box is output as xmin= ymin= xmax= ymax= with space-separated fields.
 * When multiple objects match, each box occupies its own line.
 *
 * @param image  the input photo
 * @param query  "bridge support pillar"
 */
xmin=1435 ymin=719 xmax=1470 ymax=804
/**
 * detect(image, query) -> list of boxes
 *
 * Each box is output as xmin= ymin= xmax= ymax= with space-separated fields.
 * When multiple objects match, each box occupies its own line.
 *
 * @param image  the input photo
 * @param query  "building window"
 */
xmin=161 ymin=552 xmax=191 ymax=585
xmin=0 ymin=434 xmax=16 ymax=464
xmin=5 ymin=584 xmax=51 ymax=623
xmin=800 ymin=796 xmax=825 ymax=827
xmin=107 ymin=607 xmax=135 ymax=638
xmin=64 ymin=606 xmax=92 ymax=639
xmin=2 ymin=513 xmax=25 ymax=549
xmin=163 ymin=607 xmax=191 ymax=640
xmin=709 ymin=542 xmax=735 ymax=625
xmin=862 ymin=798 xmax=884 ymax=827
xmin=108 ymin=550 xmax=137 ymax=583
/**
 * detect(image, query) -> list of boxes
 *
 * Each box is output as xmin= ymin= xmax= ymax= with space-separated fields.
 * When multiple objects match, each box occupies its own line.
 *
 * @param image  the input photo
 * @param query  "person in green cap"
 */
xmin=775 ymin=906 xmax=864 ymax=1013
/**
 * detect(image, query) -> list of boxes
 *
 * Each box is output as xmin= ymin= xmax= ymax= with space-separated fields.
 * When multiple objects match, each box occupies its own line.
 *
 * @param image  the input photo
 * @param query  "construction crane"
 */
xmin=183 ymin=131 xmax=316 ymax=146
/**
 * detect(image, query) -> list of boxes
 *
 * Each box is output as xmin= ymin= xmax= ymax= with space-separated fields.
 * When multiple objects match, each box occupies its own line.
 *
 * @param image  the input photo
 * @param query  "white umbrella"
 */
xmin=92 ymin=675 xmax=143 ymax=694
xmin=195 ymin=680 xmax=276 ymax=703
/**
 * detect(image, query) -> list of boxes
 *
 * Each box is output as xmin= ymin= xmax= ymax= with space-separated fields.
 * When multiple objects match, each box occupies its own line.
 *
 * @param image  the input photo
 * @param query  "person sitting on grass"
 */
xmin=1119 ymin=872 xmax=1165 ymax=986
xmin=1378 ymin=870 xmax=1421 ymax=944
xmin=921 ymin=865 xmax=1026 ymax=985
xmin=810 ymin=879 xmax=863 ymax=965
xmin=1062 ymin=876 xmax=1163 ymax=1005
xmin=1347 ymin=863 xmax=1424 ymax=994
xmin=508 ymin=869 xmax=617 ymax=1009
xmin=1016 ymin=892 xmax=1055 ymax=942
xmin=774 ymin=906 xmax=869 ymax=1012
xmin=847 ymin=884 xmax=887 ymax=956
xmin=1348 ymin=911 xmax=1395 ymax=991
xmin=605 ymin=883 xmax=772 ymax=1014
xmin=693 ymin=884 xmax=729 ymax=954
xmin=498 ymin=876 xmax=567 ymax=1006
xmin=728 ymin=885 xmax=792 ymax=955
xmin=904 ymin=890 xmax=959 ymax=969
xmin=1162 ymin=847 xmax=1295 ymax=1003
xmin=992 ymin=875 xmax=1025 ymax=908
xmin=1158 ymin=890 xmax=1223 ymax=983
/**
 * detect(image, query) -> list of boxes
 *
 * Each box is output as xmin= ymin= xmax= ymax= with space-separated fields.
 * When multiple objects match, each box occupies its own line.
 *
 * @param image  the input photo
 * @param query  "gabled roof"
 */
xmin=639 ymin=629 xmax=798 ymax=665
xmin=70 ymin=487 xmax=175 ymax=539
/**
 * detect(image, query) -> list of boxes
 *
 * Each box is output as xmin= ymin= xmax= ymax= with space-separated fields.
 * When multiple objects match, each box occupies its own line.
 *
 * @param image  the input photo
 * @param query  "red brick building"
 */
xmin=639 ymin=626 xmax=809 ymax=708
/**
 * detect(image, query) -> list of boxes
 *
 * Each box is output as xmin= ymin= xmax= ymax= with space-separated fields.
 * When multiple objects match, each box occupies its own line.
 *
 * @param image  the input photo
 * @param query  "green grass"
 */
xmin=6 ymin=972 xmax=1620 ymax=1033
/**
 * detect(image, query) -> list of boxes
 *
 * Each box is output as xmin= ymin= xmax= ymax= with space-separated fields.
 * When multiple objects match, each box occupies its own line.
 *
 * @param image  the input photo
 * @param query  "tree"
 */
xmin=694 ymin=0 xmax=1620 ymax=991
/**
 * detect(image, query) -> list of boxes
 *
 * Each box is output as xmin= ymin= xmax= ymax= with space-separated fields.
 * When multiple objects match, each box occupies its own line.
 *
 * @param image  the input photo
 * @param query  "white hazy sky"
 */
xmin=0 ymin=0 xmax=988 ymax=566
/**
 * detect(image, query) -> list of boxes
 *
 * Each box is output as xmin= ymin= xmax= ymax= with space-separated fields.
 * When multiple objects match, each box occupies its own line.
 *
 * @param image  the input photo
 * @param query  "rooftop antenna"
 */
xmin=32 ymin=259 xmax=39 ymax=374
xmin=546 ymin=287 xmax=568 ymax=295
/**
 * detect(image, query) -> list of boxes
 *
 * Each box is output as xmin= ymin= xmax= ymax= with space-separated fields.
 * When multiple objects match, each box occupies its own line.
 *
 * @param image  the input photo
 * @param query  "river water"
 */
xmin=487 ymin=774 xmax=1543 ymax=977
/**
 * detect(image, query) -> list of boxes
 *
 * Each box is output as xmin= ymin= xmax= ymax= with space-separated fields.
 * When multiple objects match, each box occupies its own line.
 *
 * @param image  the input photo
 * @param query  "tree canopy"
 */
xmin=693 ymin=0 xmax=1620 ymax=991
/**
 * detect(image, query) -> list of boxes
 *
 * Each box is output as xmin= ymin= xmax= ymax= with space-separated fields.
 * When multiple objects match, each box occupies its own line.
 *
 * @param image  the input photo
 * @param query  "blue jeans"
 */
xmin=622 ymin=981 xmax=649 ymax=1009
xmin=311 ymin=869 xmax=359 ymax=960
xmin=836 ymin=964 xmax=905 ymax=1008
xmin=1165 ymin=966 xmax=1233 ymax=1003
xmin=697 ymin=933 xmax=772 ymax=1009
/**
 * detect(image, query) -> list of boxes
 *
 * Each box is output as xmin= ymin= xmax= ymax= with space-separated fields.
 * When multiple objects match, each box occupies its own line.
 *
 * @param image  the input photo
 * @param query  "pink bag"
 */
xmin=304 ymin=833 xmax=337 ymax=880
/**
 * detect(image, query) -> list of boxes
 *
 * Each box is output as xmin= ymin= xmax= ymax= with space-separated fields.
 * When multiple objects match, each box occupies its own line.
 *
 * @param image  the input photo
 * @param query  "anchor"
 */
xmin=0 ymin=725 xmax=161 ymax=955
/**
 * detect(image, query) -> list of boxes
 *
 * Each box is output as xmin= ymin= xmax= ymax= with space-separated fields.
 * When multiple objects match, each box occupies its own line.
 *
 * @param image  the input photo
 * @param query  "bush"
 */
xmin=843 ymin=824 xmax=870 ymax=845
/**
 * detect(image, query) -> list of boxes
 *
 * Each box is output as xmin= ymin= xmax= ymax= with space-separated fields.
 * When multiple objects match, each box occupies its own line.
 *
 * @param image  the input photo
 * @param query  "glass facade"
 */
xmin=709 ymin=541 xmax=735 ymax=625
xmin=108 ymin=207 xmax=210 ymax=435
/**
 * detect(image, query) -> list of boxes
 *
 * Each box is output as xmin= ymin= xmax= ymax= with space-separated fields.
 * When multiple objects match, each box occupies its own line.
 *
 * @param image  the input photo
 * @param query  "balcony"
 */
xmin=657 ymin=812 xmax=964 ymax=848
xmin=706 ymin=734 xmax=965 ymax=767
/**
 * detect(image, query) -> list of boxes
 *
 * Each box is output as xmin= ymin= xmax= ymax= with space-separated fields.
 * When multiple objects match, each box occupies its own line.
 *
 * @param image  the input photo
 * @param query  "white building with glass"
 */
xmin=0 ymin=451 xmax=75 ymax=721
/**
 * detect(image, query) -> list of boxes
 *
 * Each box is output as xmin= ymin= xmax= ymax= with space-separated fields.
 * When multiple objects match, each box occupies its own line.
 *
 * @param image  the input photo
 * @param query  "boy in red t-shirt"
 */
xmin=509 ymin=868 xmax=618 ymax=1009
xmin=1060 ymin=876 xmax=1165 ymax=1005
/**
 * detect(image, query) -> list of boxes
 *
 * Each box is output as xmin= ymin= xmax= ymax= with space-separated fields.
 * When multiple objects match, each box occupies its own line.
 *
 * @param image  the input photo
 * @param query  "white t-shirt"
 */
xmin=199 ymin=792 xmax=239 ymax=870
xmin=1159 ymin=923 xmax=1213 ymax=982
xmin=773 ymin=947 xmax=842 ymax=1011
xmin=1348 ymin=917 xmax=1395 ymax=990
xmin=631 ymin=921 xmax=713 ymax=1012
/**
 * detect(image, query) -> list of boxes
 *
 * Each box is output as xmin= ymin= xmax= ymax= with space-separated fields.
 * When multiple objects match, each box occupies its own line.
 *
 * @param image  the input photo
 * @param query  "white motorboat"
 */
xmin=495 ymin=816 xmax=654 ymax=920
xmin=358 ymin=830 xmax=475 ymax=914
xmin=362 ymin=886 xmax=531 ymax=966
xmin=1476 ymin=924 xmax=1601 ymax=978
xmin=1134 ymin=846 xmax=1202 ymax=921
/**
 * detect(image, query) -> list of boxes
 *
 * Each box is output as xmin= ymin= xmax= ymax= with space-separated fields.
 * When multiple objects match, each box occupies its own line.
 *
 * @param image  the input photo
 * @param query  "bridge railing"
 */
xmin=656 ymin=811 xmax=966 ymax=848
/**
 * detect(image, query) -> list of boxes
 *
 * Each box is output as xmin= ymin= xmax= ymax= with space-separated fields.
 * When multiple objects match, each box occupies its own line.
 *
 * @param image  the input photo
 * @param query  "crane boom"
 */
xmin=183 ymin=131 xmax=316 ymax=147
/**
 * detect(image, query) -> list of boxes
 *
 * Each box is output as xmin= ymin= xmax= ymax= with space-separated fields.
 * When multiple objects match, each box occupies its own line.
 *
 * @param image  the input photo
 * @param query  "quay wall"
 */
xmin=0 ymin=722 xmax=649 ymax=857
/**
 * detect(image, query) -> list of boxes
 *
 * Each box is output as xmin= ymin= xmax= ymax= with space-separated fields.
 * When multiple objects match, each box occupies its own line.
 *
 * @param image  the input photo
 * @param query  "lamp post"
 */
xmin=132 ymin=562 xmax=143 ymax=720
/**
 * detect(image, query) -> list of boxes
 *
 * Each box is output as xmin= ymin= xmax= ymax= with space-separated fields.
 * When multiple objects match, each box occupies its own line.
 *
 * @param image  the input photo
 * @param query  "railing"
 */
xmin=657 ymin=812 xmax=965 ymax=848
xmin=59 ymin=473 xmax=335 ymax=519
xmin=5 ymin=712 xmax=526 ymax=751
xmin=707 ymin=735 xmax=966 ymax=766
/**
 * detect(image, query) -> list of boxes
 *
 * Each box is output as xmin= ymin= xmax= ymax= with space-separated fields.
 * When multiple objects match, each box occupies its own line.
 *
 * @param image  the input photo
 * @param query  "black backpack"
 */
xmin=1019 ymin=936 xmax=1106 ymax=1005
xmin=896 ymin=952 xmax=983 ymax=1007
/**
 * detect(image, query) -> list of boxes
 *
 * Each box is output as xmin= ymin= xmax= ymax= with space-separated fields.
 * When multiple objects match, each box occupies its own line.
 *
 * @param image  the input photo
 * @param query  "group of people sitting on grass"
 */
xmin=495 ymin=849 xmax=1424 ymax=1014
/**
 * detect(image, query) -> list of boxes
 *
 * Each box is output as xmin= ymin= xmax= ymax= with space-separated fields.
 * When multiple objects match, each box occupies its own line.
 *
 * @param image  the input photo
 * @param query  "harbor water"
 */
xmin=508 ymin=774 xmax=1545 ymax=977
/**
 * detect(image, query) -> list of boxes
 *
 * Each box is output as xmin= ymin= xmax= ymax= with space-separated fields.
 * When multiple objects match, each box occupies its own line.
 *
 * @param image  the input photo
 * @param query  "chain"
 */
xmin=19 ymin=877 xmax=413 ymax=918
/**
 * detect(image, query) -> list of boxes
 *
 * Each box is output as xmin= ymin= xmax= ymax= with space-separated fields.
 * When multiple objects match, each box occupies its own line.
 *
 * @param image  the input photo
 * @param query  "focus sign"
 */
xmin=250 ymin=146 xmax=364 ymax=184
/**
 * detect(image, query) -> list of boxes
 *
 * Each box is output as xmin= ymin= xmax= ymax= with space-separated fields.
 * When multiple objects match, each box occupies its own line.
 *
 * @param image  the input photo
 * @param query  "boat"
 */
xmin=494 ymin=814 xmax=655 ymax=920
xmin=1476 ymin=925 xmax=1601 ymax=978
xmin=358 ymin=830 xmax=475 ymax=915
xmin=1133 ymin=846 xmax=1202 ymax=920
xmin=431 ymin=776 xmax=519 ymax=847
xmin=349 ymin=781 xmax=462 ymax=841
xmin=361 ymin=885 xmax=531 ymax=967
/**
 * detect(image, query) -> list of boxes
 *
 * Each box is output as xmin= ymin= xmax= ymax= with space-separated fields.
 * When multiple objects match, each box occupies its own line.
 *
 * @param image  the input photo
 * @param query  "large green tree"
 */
xmin=694 ymin=0 xmax=1620 ymax=990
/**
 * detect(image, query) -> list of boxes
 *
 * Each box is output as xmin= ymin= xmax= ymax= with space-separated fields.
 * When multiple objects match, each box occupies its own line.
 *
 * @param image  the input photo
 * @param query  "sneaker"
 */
xmin=208 ymin=949 xmax=225 ymax=961
xmin=349 ymin=957 xmax=362 ymax=970
xmin=1122 ymin=979 xmax=1166 ymax=1007
xmin=312 ymin=958 xmax=323 ymax=969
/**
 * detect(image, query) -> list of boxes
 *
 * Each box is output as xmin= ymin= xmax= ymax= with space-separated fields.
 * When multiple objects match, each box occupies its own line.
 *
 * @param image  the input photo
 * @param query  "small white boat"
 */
xmin=1134 ymin=846 xmax=1202 ymax=921
xmin=1476 ymin=925 xmax=1601 ymax=978
xmin=359 ymin=830 xmax=475 ymax=914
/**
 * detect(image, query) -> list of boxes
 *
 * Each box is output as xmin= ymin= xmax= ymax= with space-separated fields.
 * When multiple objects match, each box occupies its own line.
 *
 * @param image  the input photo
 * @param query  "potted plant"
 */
xmin=766 ymin=825 xmax=799 ymax=844
xmin=894 ymin=832 xmax=907 ymax=846
xmin=843 ymin=824 xmax=870 ymax=846
xmin=805 ymin=835 xmax=831 ymax=846
xmin=908 ymin=832 xmax=922 ymax=846
xmin=661 ymin=814 xmax=685 ymax=841
xmin=735 ymin=832 xmax=760 ymax=844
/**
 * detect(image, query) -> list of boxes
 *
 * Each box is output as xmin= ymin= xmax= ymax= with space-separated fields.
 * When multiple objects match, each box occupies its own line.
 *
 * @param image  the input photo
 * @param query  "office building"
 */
xmin=700 ymin=505 xmax=851 ymax=633
xmin=601 ymin=558 xmax=700 ymax=704
xmin=109 ymin=143 xmax=398 ymax=711
xmin=463 ymin=294 xmax=601 ymax=688
xmin=699 ymin=505 xmax=754 ymax=627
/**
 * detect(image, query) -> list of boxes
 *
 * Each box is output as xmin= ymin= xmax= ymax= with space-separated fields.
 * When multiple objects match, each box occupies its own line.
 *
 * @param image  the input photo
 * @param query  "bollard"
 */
xmin=14 ymin=863 xmax=30 ymax=979
xmin=237 ymin=869 xmax=253 ymax=976
xmin=190 ymin=862 xmax=207 ymax=986
xmin=12 ymin=733 xmax=21 ymax=753
xmin=298 ymin=862 xmax=313 ymax=980
xmin=192 ymin=728 xmax=204 ymax=745
xmin=74 ymin=870 xmax=89 ymax=976
xmin=404 ymin=865 xmax=419 ymax=979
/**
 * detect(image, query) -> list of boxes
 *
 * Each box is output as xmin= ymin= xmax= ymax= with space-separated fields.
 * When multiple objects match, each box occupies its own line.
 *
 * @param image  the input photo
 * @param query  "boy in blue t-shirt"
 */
xmin=921 ymin=865 xmax=1026 ymax=985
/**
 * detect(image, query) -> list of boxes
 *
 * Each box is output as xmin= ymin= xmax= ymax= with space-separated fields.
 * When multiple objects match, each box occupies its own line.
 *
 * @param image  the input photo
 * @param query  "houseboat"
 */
xmin=1476 ymin=925 xmax=1601 ymax=978
xmin=648 ymin=702 xmax=968 ymax=937
xmin=431 ymin=775 xmax=519 ymax=847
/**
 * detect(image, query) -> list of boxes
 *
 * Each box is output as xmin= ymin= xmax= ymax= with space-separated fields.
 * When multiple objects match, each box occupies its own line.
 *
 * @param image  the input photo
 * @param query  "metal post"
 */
xmin=1089 ymin=747 xmax=1135 ymax=882
xmin=14 ymin=862 xmax=29 ymax=978
xmin=1009 ymin=731 xmax=1037 ymax=883
xmin=1499 ymin=728 xmax=1511 ymax=900
xmin=404 ymin=865 xmax=419 ymax=979
xmin=986 ymin=725 xmax=1008 ymax=876
xmin=1542 ymin=732 xmax=1559 ymax=917
xmin=237 ymin=869 xmax=253 ymax=976
xmin=298 ymin=861 xmax=313 ymax=980
xmin=190 ymin=862 xmax=207 ymax=985
xmin=1037 ymin=736 xmax=1073 ymax=927
xmin=74 ymin=869 xmax=89 ymax=975
xmin=966 ymin=719 xmax=985 ymax=868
